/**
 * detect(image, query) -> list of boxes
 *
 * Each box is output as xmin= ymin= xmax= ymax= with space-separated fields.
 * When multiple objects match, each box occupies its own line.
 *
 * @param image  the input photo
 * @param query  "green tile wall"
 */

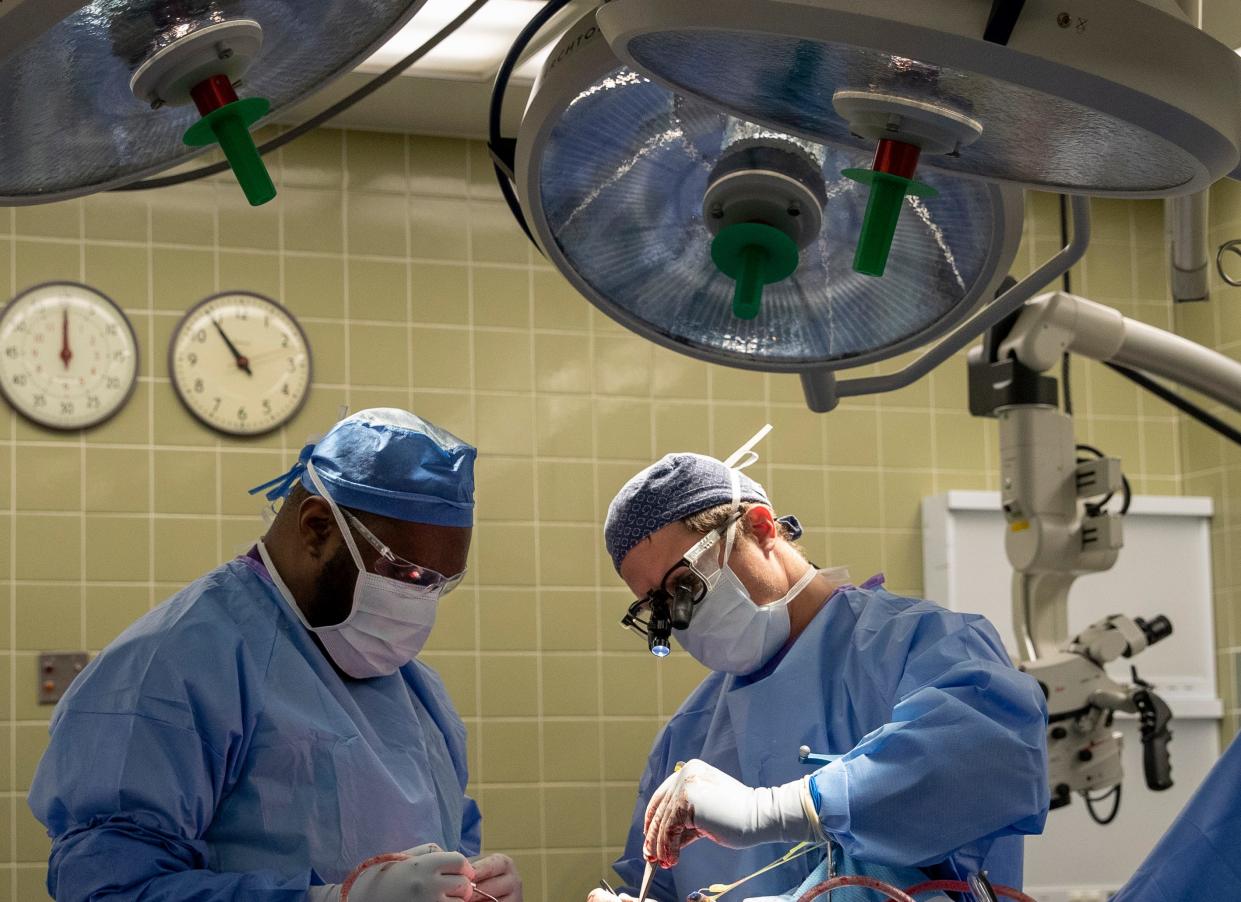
xmin=0 ymin=130 xmax=1218 ymax=899
xmin=1184 ymin=179 xmax=1241 ymax=742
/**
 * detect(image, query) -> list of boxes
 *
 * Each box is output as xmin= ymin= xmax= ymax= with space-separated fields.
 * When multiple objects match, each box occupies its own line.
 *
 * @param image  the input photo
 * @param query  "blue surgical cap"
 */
xmin=604 ymin=452 xmax=770 ymax=572
xmin=250 ymin=408 xmax=476 ymax=527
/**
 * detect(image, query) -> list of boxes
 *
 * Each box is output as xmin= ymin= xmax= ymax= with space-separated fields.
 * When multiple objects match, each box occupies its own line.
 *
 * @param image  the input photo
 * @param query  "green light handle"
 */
xmin=842 ymin=168 xmax=938 ymax=278
xmin=710 ymin=222 xmax=800 ymax=321
xmin=184 ymin=97 xmax=276 ymax=207
xmin=733 ymin=246 xmax=765 ymax=320
xmin=854 ymin=173 xmax=909 ymax=277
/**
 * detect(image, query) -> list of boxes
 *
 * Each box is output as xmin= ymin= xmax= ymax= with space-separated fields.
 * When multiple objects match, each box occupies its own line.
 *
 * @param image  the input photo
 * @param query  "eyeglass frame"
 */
xmin=340 ymin=508 xmax=466 ymax=594
xmin=620 ymin=509 xmax=744 ymax=647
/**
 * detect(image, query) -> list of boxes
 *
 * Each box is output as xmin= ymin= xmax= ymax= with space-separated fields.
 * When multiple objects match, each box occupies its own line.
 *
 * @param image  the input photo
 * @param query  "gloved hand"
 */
xmin=585 ymin=891 xmax=637 ymax=902
xmin=308 ymin=843 xmax=475 ymax=902
xmin=469 ymin=853 xmax=522 ymax=901
xmin=643 ymin=759 xmax=821 ymax=867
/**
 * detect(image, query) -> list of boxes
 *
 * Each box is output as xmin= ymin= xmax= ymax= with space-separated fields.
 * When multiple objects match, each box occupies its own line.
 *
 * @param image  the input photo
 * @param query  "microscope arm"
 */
xmin=998 ymin=290 xmax=1241 ymax=413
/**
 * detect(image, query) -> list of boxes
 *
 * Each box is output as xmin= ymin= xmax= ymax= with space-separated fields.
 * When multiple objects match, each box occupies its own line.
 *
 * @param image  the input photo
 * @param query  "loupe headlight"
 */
xmin=621 ymin=573 xmax=707 ymax=657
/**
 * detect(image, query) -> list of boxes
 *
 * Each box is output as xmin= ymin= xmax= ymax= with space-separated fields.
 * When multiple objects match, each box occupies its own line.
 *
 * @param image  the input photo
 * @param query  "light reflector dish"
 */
xmin=597 ymin=0 xmax=1241 ymax=197
xmin=515 ymin=13 xmax=1023 ymax=374
xmin=0 ymin=0 xmax=429 ymax=204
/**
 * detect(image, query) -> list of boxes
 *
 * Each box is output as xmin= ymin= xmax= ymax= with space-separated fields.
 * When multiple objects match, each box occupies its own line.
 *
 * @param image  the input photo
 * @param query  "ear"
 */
xmin=298 ymin=495 xmax=337 ymax=560
xmin=745 ymin=505 xmax=779 ymax=552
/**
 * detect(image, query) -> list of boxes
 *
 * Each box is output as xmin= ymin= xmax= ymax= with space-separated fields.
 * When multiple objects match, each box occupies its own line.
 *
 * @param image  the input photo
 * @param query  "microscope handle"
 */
xmin=1135 ymin=688 xmax=1174 ymax=791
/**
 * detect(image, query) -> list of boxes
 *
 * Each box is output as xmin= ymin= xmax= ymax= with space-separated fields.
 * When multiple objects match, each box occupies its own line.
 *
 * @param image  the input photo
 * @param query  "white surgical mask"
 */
xmin=673 ymin=519 xmax=823 ymax=675
xmin=258 ymin=463 xmax=448 ymax=679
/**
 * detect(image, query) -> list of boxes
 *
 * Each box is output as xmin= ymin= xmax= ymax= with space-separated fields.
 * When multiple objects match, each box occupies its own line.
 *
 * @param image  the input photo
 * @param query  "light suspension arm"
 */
xmin=800 ymin=195 xmax=1094 ymax=411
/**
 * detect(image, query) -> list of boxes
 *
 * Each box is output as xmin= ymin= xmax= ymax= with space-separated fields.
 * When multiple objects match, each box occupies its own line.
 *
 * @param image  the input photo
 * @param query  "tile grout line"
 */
xmin=9 ymin=206 xmax=16 ymax=902
xmin=213 ymin=182 xmax=224 ymax=566
xmin=145 ymin=194 xmax=156 ymax=617
xmin=462 ymin=141 xmax=489 ymax=843
xmin=78 ymin=199 xmax=88 ymax=652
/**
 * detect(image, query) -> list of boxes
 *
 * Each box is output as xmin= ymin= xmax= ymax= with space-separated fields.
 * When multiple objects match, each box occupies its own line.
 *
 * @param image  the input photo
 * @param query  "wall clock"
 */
xmin=0 ymin=282 xmax=139 ymax=430
xmin=169 ymin=291 xmax=312 ymax=436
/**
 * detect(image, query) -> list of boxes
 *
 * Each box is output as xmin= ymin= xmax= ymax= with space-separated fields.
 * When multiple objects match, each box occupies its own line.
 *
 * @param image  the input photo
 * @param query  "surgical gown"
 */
xmin=28 ymin=552 xmax=482 ymax=901
xmin=1110 ymin=731 xmax=1241 ymax=901
xmin=613 ymin=577 xmax=1049 ymax=901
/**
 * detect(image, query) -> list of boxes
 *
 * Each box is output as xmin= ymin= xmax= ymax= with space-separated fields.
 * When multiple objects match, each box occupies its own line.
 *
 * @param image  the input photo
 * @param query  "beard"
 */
xmin=309 ymin=542 xmax=359 ymax=627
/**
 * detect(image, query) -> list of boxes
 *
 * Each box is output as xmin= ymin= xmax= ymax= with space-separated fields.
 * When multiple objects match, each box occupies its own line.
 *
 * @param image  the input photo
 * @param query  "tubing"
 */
xmin=340 ymin=853 xmax=410 ymax=902
xmin=795 ymin=875 xmax=918 ymax=902
xmin=902 ymin=880 xmax=1039 ymax=902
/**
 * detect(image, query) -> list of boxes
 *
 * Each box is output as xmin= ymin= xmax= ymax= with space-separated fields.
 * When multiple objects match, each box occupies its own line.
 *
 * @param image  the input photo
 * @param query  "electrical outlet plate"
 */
xmin=37 ymin=652 xmax=89 ymax=705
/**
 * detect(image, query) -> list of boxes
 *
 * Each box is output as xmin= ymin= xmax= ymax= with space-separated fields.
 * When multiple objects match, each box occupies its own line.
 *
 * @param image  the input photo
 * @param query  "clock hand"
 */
xmin=60 ymin=307 xmax=72 ymax=370
xmin=212 ymin=318 xmax=252 ymax=376
xmin=246 ymin=346 xmax=298 ymax=366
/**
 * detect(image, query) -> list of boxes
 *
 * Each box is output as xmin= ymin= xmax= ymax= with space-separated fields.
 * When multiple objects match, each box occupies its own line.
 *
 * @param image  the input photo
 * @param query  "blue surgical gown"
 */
xmin=1110 ymin=732 xmax=1241 ymax=901
xmin=28 ymin=553 xmax=482 ymax=901
xmin=613 ymin=578 xmax=1049 ymax=901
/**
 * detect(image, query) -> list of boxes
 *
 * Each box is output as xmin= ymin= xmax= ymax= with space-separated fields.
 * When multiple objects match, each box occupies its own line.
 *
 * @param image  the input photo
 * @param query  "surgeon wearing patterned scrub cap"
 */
xmin=588 ymin=427 xmax=1050 ymax=902
xmin=29 ymin=409 xmax=522 ymax=902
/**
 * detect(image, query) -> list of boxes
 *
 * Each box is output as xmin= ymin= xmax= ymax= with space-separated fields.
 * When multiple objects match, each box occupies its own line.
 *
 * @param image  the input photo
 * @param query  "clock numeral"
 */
xmin=281 ymin=382 xmax=290 ymax=396
xmin=238 ymin=310 xmax=248 ymax=321
xmin=105 ymin=376 xmax=121 ymax=390
xmin=105 ymin=325 xmax=119 ymax=337
xmin=32 ymin=394 xmax=46 ymax=408
xmin=33 ymin=333 xmax=43 ymax=344
xmin=262 ymin=399 xmax=272 ymax=414
xmin=287 ymin=357 xmax=296 ymax=372
xmin=11 ymin=374 xmax=27 ymax=387
xmin=112 ymin=350 xmax=126 ymax=362
xmin=4 ymin=347 xmax=17 ymax=359
xmin=60 ymin=401 xmax=74 ymax=415
xmin=211 ymin=397 xmax=222 ymax=413
xmin=86 ymin=395 xmax=101 ymax=410
xmin=187 ymin=352 xmax=198 ymax=366
xmin=281 ymin=334 xmax=289 ymax=348
xmin=237 ymin=407 xmax=247 ymax=422
xmin=194 ymin=329 xmax=207 ymax=343
xmin=193 ymin=378 xmax=204 ymax=394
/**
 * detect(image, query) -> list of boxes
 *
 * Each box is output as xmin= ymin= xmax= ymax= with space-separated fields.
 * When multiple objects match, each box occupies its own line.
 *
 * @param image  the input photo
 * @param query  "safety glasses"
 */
xmin=620 ymin=510 xmax=742 ymax=655
xmin=341 ymin=509 xmax=466 ymax=593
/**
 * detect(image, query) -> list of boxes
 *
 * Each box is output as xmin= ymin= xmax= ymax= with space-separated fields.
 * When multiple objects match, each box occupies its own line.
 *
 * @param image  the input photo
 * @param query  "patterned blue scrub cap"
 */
xmin=603 ymin=425 xmax=801 ymax=572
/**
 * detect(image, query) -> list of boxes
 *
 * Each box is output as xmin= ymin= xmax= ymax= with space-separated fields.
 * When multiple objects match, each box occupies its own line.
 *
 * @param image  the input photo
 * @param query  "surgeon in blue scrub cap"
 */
xmin=587 ymin=429 xmax=1050 ymax=902
xmin=29 ymin=409 xmax=522 ymax=902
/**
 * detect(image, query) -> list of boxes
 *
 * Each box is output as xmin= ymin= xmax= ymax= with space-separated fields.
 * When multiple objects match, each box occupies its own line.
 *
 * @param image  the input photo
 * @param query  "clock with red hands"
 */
xmin=0 ymin=282 xmax=139 ymax=430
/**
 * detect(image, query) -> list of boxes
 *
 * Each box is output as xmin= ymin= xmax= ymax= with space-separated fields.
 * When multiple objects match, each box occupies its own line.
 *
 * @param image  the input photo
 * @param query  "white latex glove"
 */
xmin=643 ymin=759 xmax=820 ymax=867
xmin=469 ymin=853 xmax=522 ymax=902
xmin=308 ymin=843 xmax=475 ymax=902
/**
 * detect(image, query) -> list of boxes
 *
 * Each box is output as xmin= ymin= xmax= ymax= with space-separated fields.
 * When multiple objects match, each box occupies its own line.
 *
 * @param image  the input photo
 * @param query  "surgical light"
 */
xmin=0 ymin=0 xmax=430 ymax=206
xmin=511 ymin=10 xmax=1024 ymax=410
xmin=595 ymin=0 xmax=1241 ymax=273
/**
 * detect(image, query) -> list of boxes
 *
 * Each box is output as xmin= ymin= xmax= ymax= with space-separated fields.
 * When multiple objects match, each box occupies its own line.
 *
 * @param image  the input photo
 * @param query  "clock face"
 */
xmin=0 ymin=282 xmax=139 ymax=430
xmin=169 ymin=292 xmax=312 ymax=436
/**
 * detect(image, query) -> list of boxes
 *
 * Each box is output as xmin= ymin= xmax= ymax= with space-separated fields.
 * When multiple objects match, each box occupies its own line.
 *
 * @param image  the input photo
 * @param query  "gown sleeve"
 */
xmin=27 ymin=608 xmax=310 ymax=901
xmin=459 ymin=794 xmax=482 ymax=858
xmin=809 ymin=615 xmax=1050 ymax=868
